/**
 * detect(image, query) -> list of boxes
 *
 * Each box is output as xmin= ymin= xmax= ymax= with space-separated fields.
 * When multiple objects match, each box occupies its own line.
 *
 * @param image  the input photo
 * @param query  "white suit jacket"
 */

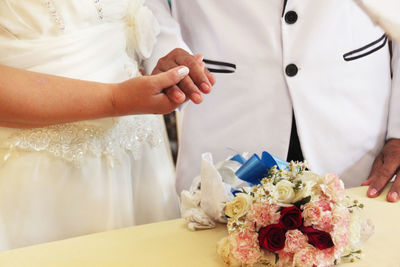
xmin=145 ymin=0 xmax=400 ymax=193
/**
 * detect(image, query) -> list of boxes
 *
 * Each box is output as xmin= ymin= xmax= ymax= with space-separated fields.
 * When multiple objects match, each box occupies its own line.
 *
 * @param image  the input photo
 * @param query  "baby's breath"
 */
xmin=227 ymin=218 xmax=246 ymax=232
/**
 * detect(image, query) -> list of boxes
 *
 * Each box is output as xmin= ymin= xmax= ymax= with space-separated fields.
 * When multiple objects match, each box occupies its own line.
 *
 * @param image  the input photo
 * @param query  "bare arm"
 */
xmin=0 ymin=64 xmax=188 ymax=128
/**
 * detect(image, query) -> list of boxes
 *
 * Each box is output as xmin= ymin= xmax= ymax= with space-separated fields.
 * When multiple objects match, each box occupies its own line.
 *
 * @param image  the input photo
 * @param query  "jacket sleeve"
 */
xmin=387 ymin=41 xmax=400 ymax=140
xmin=142 ymin=0 xmax=191 ymax=74
xmin=354 ymin=0 xmax=400 ymax=42
xmin=353 ymin=0 xmax=400 ymax=139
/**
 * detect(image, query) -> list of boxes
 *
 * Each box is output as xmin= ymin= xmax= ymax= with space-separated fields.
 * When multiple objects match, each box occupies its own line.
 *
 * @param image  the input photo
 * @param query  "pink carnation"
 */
xmin=315 ymin=213 xmax=334 ymax=232
xmin=332 ymin=228 xmax=350 ymax=249
xmin=284 ymin=230 xmax=308 ymax=253
xmin=276 ymin=251 xmax=294 ymax=267
xmin=323 ymin=174 xmax=345 ymax=201
xmin=316 ymin=197 xmax=332 ymax=212
xmin=315 ymin=247 xmax=335 ymax=267
xmin=293 ymin=246 xmax=318 ymax=267
xmin=229 ymin=229 xmax=261 ymax=265
xmin=302 ymin=202 xmax=322 ymax=226
xmin=247 ymin=202 xmax=280 ymax=230
xmin=332 ymin=206 xmax=351 ymax=228
xmin=303 ymin=202 xmax=334 ymax=232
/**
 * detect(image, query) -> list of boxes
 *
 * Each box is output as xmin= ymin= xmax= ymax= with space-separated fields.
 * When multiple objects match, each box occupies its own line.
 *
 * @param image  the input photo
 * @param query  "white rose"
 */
xmin=225 ymin=193 xmax=253 ymax=219
xmin=292 ymin=180 xmax=315 ymax=203
xmin=275 ymin=180 xmax=296 ymax=205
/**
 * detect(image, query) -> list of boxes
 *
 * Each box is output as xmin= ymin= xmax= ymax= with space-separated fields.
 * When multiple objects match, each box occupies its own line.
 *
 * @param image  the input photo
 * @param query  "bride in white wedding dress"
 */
xmin=0 ymin=0 xmax=212 ymax=251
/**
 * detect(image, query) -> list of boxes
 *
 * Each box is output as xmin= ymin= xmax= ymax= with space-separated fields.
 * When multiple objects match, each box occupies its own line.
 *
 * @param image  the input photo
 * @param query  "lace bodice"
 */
xmin=0 ymin=0 xmax=163 ymax=165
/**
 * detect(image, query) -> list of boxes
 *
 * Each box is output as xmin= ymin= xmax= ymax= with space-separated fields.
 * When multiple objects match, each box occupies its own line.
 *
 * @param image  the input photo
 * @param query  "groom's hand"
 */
xmin=152 ymin=48 xmax=215 ymax=104
xmin=362 ymin=139 xmax=400 ymax=202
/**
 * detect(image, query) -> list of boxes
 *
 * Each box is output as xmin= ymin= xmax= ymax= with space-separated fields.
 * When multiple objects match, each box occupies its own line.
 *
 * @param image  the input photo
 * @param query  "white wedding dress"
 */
xmin=0 ymin=0 xmax=179 ymax=251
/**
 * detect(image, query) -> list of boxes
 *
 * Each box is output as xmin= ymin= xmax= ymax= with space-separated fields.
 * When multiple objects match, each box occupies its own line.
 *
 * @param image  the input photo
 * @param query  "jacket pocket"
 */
xmin=343 ymin=34 xmax=388 ymax=61
xmin=204 ymin=59 xmax=236 ymax=73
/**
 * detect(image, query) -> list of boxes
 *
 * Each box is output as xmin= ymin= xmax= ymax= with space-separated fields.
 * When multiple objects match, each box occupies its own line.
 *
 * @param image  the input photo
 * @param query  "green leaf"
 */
xmin=275 ymin=253 xmax=279 ymax=264
xmin=293 ymin=196 xmax=311 ymax=208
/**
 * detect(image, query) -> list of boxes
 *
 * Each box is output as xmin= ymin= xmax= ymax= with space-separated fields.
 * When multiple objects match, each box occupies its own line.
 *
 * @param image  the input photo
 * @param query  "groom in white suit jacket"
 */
xmin=145 ymin=0 xmax=400 ymax=202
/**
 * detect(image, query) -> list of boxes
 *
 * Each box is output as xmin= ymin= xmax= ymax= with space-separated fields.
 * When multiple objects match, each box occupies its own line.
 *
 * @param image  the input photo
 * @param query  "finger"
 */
xmin=165 ymin=86 xmax=187 ymax=104
xmin=361 ymin=179 xmax=371 ymax=186
xmin=178 ymin=76 xmax=204 ymax=104
xmin=361 ymin=155 xmax=382 ymax=186
xmin=368 ymin=156 xmax=398 ymax=198
xmin=151 ymin=59 xmax=178 ymax=75
xmin=152 ymin=93 xmax=180 ymax=114
xmin=388 ymin=171 xmax=400 ymax=202
xmin=194 ymin=54 xmax=204 ymax=63
xmin=195 ymin=54 xmax=216 ymax=86
xmin=204 ymin=66 xmax=216 ymax=87
xmin=176 ymin=54 xmax=212 ymax=94
xmin=150 ymin=66 xmax=189 ymax=92
xmin=152 ymin=59 xmax=205 ymax=103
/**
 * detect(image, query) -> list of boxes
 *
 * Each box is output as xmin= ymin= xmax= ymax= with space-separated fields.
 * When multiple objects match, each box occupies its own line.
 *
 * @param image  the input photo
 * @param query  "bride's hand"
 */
xmin=112 ymin=66 xmax=189 ymax=115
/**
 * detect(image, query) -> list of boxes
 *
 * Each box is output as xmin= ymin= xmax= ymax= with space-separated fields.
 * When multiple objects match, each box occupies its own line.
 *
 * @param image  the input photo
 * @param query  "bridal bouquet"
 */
xmin=181 ymin=152 xmax=373 ymax=267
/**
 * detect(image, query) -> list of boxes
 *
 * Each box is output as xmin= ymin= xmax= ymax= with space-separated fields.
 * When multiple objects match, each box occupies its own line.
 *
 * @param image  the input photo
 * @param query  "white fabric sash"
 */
xmin=0 ymin=22 xmax=137 ymax=83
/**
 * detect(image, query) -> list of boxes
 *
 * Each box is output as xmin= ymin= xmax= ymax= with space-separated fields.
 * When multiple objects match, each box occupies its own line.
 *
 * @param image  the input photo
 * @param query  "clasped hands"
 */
xmin=112 ymin=48 xmax=214 ymax=115
xmin=152 ymin=48 xmax=215 ymax=105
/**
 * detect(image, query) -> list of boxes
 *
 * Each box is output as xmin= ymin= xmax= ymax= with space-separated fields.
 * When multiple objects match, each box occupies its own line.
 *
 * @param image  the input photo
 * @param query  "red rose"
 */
xmin=279 ymin=206 xmax=302 ymax=230
xmin=300 ymin=226 xmax=334 ymax=250
xmin=258 ymin=224 xmax=286 ymax=252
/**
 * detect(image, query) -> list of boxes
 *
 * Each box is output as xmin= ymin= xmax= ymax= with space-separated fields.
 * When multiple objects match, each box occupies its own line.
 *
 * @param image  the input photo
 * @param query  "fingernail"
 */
xmin=367 ymin=188 xmax=378 ymax=197
xmin=210 ymin=74 xmax=216 ymax=85
xmin=389 ymin=192 xmax=399 ymax=202
xmin=196 ymin=54 xmax=204 ymax=62
xmin=200 ymin=82 xmax=211 ymax=93
xmin=191 ymin=92 xmax=202 ymax=103
xmin=174 ymin=90 xmax=185 ymax=100
xmin=178 ymin=67 xmax=189 ymax=77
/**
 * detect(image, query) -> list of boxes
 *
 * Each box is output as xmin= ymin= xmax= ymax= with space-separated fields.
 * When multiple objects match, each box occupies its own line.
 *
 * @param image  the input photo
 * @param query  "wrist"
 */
xmin=109 ymin=80 xmax=141 ymax=117
xmin=109 ymin=82 xmax=124 ymax=117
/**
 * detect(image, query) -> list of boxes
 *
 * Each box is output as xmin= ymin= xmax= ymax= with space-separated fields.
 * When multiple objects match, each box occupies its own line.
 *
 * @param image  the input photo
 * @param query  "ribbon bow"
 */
xmin=231 ymin=152 xmax=288 ymax=185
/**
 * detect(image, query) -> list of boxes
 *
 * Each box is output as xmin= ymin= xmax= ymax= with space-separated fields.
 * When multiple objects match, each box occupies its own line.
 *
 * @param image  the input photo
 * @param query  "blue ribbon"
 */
xmin=234 ymin=151 xmax=289 ymax=185
xmin=229 ymin=154 xmax=246 ymax=164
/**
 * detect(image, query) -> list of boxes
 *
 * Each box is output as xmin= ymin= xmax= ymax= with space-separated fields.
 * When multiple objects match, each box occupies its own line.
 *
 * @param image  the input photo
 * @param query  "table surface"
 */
xmin=0 ymin=186 xmax=399 ymax=267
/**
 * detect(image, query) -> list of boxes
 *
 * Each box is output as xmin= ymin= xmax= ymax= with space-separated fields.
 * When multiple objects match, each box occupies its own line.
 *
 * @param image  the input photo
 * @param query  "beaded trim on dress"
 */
xmin=3 ymin=116 xmax=163 ymax=167
xmin=42 ymin=0 xmax=66 ymax=31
